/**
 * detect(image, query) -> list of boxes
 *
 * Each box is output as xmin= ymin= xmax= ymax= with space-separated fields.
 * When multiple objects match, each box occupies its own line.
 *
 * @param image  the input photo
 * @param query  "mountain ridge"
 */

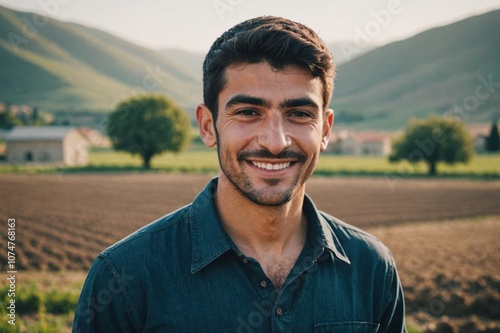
xmin=1 ymin=5 xmax=498 ymax=130
xmin=332 ymin=9 xmax=500 ymax=129
xmin=0 ymin=5 xmax=201 ymax=113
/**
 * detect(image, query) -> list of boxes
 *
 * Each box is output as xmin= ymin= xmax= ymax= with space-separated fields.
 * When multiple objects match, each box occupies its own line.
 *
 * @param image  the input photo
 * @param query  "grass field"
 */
xmin=1 ymin=145 xmax=499 ymax=178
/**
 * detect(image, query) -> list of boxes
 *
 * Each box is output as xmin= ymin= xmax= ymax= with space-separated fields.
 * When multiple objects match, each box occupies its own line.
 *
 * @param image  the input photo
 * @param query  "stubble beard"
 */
xmin=215 ymin=134 xmax=312 ymax=207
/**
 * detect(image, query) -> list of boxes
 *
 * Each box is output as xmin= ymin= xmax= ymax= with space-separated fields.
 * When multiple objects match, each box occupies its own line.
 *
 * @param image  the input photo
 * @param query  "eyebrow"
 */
xmin=225 ymin=94 xmax=319 ymax=110
xmin=279 ymin=97 xmax=320 ymax=110
xmin=225 ymin=95 xmax=271 ymax=109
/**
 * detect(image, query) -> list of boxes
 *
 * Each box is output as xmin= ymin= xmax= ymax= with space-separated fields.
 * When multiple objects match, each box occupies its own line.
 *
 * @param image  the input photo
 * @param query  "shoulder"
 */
xmin=99 ymin=203 xmax=193 ymax=262
xmin=318 ymin=211 xmax=400 ymax=305
xmin=320 ymin=210 xmax=396 ymax=266
xmin=76 ymin=204 xmax=196 ymax=330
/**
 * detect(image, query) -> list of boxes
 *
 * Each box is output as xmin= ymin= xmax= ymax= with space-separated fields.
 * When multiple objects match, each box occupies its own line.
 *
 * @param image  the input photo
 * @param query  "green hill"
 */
xmin=159 ymin=48 xmax=205 ymax=81
xmin=332 ymin=9 xmax=500 ymax=130
xmin=0 ymin=5 xmax=201 ymax=114
xmin=1 ymin=5 xmax=499 ymax=130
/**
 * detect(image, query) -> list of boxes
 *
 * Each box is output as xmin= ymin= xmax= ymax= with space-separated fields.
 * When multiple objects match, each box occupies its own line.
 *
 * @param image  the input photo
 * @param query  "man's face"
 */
xmin=211 ymin=62 xmax=333 ymax=206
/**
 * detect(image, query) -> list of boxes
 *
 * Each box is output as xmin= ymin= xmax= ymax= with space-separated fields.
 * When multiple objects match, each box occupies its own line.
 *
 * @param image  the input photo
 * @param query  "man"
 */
xmin=73 ymin=16 xmax=406 ymax=332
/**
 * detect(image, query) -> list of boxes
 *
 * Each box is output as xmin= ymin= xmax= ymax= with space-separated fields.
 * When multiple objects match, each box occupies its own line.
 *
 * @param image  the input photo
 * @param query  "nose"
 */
xmin=256 ymin=113 xmax=292 ymax=155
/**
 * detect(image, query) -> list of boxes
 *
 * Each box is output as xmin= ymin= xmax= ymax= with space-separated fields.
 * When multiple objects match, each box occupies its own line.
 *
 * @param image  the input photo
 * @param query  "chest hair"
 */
xmin=261 ymin=256 xmax=297 ymax=290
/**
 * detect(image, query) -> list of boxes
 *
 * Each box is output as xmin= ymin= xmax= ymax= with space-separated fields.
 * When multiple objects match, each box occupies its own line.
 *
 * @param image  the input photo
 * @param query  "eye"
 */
xmin=289 ymin=110 xmax=312 ymax=118
xmin=236 ymin=109 xmax=258 ymax=117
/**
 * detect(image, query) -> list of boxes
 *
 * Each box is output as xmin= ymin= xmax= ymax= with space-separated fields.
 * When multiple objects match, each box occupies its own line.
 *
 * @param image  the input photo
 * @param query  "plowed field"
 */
xmin=1 ymin=174 xmax=499 ymax=332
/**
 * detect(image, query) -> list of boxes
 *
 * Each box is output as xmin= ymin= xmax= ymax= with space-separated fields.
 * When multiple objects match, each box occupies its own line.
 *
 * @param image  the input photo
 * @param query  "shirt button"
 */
xmin=242 ymin=258 xmax=249 ymax=264
xmin=276 ymin=307 xmax=283 ymax=316
xmin=260 ymin=280 xmax=267 ymax=288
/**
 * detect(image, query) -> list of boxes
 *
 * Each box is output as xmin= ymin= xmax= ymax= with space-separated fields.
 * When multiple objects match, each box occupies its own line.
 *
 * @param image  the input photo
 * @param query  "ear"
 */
xmin=196 ymin=104 xmax=217 ymax=148
xmin=320 ymin=108 xmax=334 ymax=152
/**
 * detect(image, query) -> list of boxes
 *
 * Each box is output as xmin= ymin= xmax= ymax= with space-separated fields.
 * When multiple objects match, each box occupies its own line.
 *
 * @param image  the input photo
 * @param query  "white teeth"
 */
xmin=252 ymin=161 xmax=291 ymax=171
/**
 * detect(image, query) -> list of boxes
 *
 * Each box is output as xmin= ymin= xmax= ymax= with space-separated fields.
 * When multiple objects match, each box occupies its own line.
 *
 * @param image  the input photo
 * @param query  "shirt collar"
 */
xmin=189 ymin=178 xmax=235 ymax=273
xmin=302 ymin=194 xmax=351 ymax=265
xmin=190 ymin=178 xmax=350 ymax=273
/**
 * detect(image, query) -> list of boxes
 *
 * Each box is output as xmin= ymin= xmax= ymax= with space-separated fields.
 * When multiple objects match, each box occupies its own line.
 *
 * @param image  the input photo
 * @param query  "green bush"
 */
xmin=28 ymin=315 xmax=65 ymax=333
xmin=0 ymin=281 xmax=43 ymax=314
xmin=16 ymin=283 xmax=43 ymax=314
xmin=45 ymin=289 xmax=79 ymax=314
xmin=0 ymin=284 xmax=10 ymax=303
xmin=0 ymin=319 xmax=22 ymax=333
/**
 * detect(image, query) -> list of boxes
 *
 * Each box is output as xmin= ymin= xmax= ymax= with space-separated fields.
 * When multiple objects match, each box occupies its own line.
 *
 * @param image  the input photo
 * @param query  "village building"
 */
xmin=329 ymin=131 xmax=393 ymax=156
xmin=467 ymin=124 xmax=491 ymax=152
xmin=78 ymin=126 xmax=111 ymax=148
xmin=5 ymin=126 xmax=89 ymax=166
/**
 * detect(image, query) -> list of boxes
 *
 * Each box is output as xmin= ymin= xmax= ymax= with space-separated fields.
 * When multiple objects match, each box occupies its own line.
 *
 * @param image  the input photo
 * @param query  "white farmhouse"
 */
xmin=5 ymin=126 xmax=89 ymax=166
xmin=335 ymin=131 xmax=392 ymax=156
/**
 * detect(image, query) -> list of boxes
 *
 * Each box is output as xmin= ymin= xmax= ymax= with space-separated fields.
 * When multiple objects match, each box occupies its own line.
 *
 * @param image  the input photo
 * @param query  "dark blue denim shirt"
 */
xmin=73 ymin=178 xmax=406 ymax=332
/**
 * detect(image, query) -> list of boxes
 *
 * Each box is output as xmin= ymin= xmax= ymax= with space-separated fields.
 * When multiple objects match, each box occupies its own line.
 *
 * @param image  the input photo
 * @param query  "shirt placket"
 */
xmin=238 ymin=255 xmax=277 ymax=326
xmin=231 ymin=219 xmax=329 ymax=333
xmin=237 ymin=253 xmax=293 ymax=332
xmin=272 ymin=243 xmax=327 ymax=333
xmin=238 ymin=247 xmax=326 ymax=333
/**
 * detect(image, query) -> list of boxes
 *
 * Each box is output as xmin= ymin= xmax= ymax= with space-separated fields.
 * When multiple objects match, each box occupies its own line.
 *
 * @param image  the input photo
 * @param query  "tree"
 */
xmin=389 ymin=115 xmax=474 ymax=175
xmin=485 ymin=121 xmax=499 ymax=152
xmin=0 ymin=110 xmax=21 ymax=129
xmin=107 ymin=94 xmax=191 ymax=169
xmin=31 ymin=106 xmax=43 ymax=126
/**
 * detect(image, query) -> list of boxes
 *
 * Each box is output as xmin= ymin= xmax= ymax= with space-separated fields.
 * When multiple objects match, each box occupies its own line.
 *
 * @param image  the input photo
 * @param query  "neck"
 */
xmin=214 ymin=176 xmax=307 ymax=259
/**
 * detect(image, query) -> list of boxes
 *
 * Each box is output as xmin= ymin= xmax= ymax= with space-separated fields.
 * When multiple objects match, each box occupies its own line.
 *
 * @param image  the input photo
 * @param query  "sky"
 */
xmin=0 ymin=0 xmax=499 ymax=52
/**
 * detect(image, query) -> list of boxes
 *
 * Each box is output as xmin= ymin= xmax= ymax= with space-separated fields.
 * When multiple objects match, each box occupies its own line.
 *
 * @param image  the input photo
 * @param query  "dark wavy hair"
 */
xmin=202 ymin=16 xmax=335 ymax=122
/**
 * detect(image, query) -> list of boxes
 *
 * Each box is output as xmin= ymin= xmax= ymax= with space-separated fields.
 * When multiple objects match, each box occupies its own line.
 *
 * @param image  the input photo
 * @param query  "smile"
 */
xmin=251 ymin=161 xmax=291 ymax=171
